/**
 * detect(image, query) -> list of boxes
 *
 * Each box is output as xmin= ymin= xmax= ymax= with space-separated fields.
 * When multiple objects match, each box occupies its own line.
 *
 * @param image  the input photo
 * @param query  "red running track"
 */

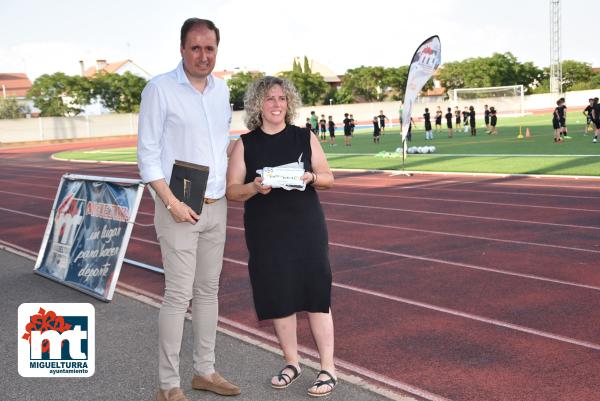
xmin=1 ymin=139 xmax=600 ymax=401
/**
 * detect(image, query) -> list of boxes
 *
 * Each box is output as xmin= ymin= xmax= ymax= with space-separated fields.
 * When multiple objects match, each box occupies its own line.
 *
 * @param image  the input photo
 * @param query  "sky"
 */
xmin=1 ymin=0 xmax=598 ymax=81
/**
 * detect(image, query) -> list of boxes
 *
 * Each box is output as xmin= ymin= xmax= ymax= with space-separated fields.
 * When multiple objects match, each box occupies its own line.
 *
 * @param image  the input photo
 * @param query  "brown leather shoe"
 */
xmin=192 ymin=372 xmax=241 ymax=396
xmin=156 ymin=387 xmax=189 ymax=401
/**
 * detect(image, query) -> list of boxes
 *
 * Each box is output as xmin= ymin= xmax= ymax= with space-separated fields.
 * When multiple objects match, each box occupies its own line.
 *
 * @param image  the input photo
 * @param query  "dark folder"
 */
xmin=169 ymin=160 xmax=210 ymax=215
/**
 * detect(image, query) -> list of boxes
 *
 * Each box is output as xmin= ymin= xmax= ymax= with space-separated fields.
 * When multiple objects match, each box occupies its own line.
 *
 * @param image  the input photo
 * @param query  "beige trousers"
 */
xmin=154 ymin=197 xmax=227 ymax=390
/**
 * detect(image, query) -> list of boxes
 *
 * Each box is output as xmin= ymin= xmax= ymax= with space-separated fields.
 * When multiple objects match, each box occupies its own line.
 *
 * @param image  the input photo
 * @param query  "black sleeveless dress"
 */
xmin=241 ymin=125 xmax=332 ymax=320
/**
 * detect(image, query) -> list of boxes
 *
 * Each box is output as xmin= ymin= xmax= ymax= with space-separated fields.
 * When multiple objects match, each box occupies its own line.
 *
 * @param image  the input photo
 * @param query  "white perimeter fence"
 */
xmin=1 ymin=89 xmax=599 ymax=144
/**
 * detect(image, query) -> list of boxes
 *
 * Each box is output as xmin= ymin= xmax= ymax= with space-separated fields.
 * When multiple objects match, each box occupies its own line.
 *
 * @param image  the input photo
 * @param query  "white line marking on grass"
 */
xmin=319 ymin=201 xmax=600 ymax=230
xmin=325 ymin=190 xmax=600 ymax=213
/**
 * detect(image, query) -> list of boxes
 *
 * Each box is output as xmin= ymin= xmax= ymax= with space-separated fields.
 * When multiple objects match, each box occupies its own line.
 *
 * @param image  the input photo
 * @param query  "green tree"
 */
xmin=437 ymin=52 xmax=542 ymax=92
xmin=227 ymin=71 xmax=265 ymax=110
xmin=561 ymin=60 xmax=593 ymax=91
xmin=0 ymin=97 xmax=25 ymax=119
xmin=341 ymin=66 xmax=387 ymax=102
xmin=279 ymin=70 xmax=328 ymax=106
xmin=303 ymin=56 xmax=312 ymax=74
xmin=382 ymin=66 xmax=409 ymax=100
xmin=92 ymin=72 xmax=147 ymax=113
xmin=28 ymin=72 xmax=93 ymax=116
xmin=322 ymin=86 xmax=353 ymax=105
xmin=590 ymin=73 xmax=600 ymax=89
xmin=292 ymin=58 xmax=302 ymax=73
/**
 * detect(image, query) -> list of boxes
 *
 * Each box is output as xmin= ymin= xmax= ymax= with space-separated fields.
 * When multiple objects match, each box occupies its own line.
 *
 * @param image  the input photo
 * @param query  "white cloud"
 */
xmin=0 ymin=0 xmax=598 ymax=81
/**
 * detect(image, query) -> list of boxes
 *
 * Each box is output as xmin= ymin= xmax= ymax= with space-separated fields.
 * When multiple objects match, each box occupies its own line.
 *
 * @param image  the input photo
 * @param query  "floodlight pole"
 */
xmin=549 ymin=0 xmax=562 ymax=94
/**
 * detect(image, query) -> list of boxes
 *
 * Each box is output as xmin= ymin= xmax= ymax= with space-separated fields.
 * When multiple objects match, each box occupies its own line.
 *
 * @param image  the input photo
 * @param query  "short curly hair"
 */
xmin=243 ymin=76 xmax=302 ymax=131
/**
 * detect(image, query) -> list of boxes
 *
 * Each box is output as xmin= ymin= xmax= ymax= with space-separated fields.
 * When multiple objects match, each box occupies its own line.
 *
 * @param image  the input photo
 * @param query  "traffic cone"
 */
xmin=517 ymin=126 xmax=524 ymax=139
xmin=525 ymin=127 xmax=531 ymax=138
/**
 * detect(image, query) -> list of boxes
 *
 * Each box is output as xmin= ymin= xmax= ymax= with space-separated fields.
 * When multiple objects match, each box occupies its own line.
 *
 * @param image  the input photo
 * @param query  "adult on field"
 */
xmin=226 ymin=76 xmax=338 ymax=398
xmin=137 ymin=17 xmax=240 ymax=401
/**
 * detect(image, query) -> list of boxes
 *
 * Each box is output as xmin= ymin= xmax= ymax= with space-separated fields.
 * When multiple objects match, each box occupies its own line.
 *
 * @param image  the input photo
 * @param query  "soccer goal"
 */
xmin=448 ymin=84 xmax=525 ymax=116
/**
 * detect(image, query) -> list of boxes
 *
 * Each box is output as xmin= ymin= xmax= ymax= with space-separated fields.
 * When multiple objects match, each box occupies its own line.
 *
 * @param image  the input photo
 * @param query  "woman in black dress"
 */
xmin=226 ymin=76 xmax=337 ymax=397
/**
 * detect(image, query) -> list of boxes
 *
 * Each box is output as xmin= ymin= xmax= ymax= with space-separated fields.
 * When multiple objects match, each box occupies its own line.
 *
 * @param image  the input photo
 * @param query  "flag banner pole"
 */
xmin=400 ymin=35 xmax=442 ymax=167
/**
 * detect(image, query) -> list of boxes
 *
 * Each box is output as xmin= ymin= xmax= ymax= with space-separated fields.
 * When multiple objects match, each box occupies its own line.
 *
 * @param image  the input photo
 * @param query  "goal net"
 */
xmin=448 ymin=84 xmax=524 ymax=116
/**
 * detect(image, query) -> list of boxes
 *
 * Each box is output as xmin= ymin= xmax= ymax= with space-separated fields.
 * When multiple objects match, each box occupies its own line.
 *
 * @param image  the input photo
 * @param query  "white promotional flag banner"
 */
xmin=401 ymin=36 xmax=441 ymax=142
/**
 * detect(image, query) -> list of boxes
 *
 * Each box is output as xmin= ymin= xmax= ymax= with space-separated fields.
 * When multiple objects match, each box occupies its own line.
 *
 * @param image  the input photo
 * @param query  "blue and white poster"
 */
xmin=34 ymin=174 xmax=144 ymax=301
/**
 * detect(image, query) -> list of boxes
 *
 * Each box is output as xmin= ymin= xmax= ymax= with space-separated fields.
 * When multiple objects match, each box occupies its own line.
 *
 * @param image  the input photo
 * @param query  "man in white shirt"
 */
xmin=137 ymin=18 xmax=240 ymax=401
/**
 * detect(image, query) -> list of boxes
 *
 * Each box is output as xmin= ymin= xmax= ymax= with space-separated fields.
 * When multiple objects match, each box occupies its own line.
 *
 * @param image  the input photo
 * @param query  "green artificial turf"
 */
xmin=53 ymin=113 xmax=600 ymax=176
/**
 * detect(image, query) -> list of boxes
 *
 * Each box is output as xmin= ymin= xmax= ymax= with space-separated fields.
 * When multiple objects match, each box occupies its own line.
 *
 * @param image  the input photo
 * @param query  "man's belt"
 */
xmin=203 ymin=197 xmax=221 ymax=204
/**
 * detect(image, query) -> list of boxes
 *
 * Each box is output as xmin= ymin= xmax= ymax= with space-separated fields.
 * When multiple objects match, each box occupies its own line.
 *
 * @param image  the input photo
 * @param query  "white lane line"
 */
xmin=406 ymin=186 xmax=600 ymax=200
xmin=477 ymin=181 xmax=600 ymax=191
xmin=0 ymin=162 xmax=133 ymax=173
xmin=0 ymin=204 xmax=154 ymax=227
xmin=0 ymin=206 xmax=49 ymax=220
xmin=327 ymin=241 xmax=600 ymax=292
xmin=216 ymin=316 xmax=453 ymax=401
xmin=320 ymin=201 xmax=600 ymax=231
xmin=0 ymin=178 xmax=58 ymax=189
xmin=224 ymin=225 xmax=600 ymax=291
xmin=325 ymin=190 xmax=600 ymax=213
xmin=227 ymin=207 xmax=600 ymax=254
xmin=324 ymin=217 xmax=600 ymax=254
xmin=0 ymin=238 xmax=38 ymax=259
xmin=328 ymin=152 xmax=600 ymax=157
xmin=6 ymin=228 xmax=598 ymax=356
xmin=4 ymin=204 xmax=597 ymax=292
xmin=115 ymin=280 xmax=447 ymax=401
xmin=332 ymin=282 xmax=600 ymax=352
xmin=0 ymin=237 xmax=440 ymax=399
xmin=332 ymin=174 xmax=600 ymax=191
xmin=0 ymin=189 xmax=55 ymax=201
xmin=396 ymin=180 xmax=460 ymax=189
xmin=126 ymin=240 xmax=600 ymax=352
xmin=333 ymin=181 xmax=600 ymax=199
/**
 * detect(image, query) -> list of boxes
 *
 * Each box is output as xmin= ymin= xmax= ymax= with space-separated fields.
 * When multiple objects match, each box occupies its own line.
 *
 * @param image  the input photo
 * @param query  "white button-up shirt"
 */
xmin=137 ymin=61 xmax=231 ymax=199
